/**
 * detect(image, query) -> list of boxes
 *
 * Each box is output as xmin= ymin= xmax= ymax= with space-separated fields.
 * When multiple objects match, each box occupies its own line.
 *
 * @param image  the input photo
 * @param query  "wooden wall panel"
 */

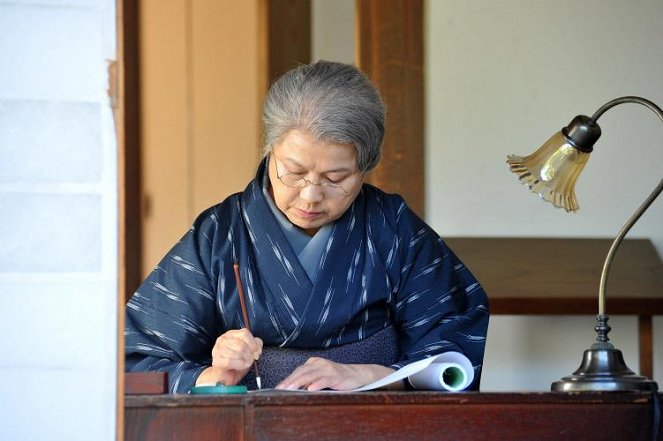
xmin=356 ymin=0 xmax=425 ymax=217
xmin=139 ymin=1 xmax=264 ymax=278
xmin=189 ymin=1 xmax=263 ymax=217
xmin=139 ymin=0 xmax=190 ymax=276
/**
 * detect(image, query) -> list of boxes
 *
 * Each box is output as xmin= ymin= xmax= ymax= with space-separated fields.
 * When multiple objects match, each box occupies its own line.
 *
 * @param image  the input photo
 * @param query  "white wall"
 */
xmin=313 ymin=0 xmax=663 ymax=391
xmin=426 ymin=0 xmax=663 ymax=390
xmin=0 ymin=1 xmax=118 ymax=439
xmin=312 ymin=0 xmax=355 ymax=64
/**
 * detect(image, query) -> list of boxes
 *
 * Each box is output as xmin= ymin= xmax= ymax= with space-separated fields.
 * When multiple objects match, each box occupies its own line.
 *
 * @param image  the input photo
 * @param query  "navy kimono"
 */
xmin=125 ymin=159 xmax=489 ymax=393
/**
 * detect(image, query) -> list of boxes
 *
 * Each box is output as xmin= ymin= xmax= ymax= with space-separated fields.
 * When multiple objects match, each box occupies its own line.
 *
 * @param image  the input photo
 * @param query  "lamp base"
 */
xmin=551 ymin=346 xmax=656 ymax=392
xmin=552 ymin=314 xmax=657 ymax=392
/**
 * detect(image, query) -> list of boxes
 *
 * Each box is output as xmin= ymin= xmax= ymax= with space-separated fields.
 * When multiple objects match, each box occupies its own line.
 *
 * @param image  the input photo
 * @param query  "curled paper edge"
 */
xmin=407 ymin=353 xmax=474 ymax=391
xmin=351 ymin=351 xmax=474 ymax=392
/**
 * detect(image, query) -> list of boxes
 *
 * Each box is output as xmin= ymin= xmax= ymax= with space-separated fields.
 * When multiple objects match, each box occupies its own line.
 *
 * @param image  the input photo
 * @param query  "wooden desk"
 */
xmin=445 ymin=237 xmax=663 ymax=379
xmin=125 ymin=391 xmax=662 ymax=441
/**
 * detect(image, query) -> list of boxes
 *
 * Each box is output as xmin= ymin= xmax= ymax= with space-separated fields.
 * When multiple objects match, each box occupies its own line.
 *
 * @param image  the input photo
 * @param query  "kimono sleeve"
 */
xmin=125 ymin=208 xmax=222 ymax=393
xmin=390 ymin=207 xmax=489 ymax=390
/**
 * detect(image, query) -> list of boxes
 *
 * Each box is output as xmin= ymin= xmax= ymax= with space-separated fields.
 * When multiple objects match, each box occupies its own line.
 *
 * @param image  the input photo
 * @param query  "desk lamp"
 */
xmin=507 ymin=96 xmax=662 ymax=392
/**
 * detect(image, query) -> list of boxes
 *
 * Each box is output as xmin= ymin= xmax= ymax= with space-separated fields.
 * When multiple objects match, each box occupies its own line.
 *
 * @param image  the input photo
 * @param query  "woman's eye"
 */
xmin=324 ymin=175 xmax=348 ymax=184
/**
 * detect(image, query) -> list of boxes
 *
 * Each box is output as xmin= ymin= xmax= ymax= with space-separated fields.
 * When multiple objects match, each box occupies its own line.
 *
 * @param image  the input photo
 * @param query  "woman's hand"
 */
xmin=275 ymin=357 xmax=400 ymax=391
xmin=195 ymin=329 xmax=262 ymax=386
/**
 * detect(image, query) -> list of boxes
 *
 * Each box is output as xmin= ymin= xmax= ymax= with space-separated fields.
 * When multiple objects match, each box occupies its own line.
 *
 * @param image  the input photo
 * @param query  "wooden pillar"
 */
xmin=118 ymin=0 xmax=142 ymax=303
xmin=117 ymin=0 xmax=142 ymax=435
xmin=356 ymin=0 xmax=424 ymax=216
xmin=638 ymin=315 xmax=653 ymax=379
xmin=266 ymin=0 xmax=311 ymax=85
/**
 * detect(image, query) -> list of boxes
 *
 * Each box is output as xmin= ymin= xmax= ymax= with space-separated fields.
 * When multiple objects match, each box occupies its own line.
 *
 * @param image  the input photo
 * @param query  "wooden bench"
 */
xmin=445 ymin=237 xmax=663 ymax=379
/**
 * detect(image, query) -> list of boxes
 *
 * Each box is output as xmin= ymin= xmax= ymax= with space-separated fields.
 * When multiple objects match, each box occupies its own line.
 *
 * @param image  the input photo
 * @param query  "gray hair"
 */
xmin=262 ymin=60 xmax=385 ymax=172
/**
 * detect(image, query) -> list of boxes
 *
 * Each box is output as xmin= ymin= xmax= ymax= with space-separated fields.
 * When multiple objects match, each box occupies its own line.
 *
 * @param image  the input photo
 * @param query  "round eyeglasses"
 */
xmin=273 ymin=157 xmax=355 ymax=199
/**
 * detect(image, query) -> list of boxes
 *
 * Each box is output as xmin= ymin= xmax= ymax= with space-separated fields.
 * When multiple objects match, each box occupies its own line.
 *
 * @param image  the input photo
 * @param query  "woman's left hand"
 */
xmin=274 ymin=357 xmax=399 ymax=391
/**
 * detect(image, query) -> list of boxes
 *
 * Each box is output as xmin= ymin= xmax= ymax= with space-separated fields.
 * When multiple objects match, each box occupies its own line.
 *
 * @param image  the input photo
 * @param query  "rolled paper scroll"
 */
xmin=407 ymin=352 xmax=474 ymax=391
xmin=352 ymin=351 xmax=474 ymax=392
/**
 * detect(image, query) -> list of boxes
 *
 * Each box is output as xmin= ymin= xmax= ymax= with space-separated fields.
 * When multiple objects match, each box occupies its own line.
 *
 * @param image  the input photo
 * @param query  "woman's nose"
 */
xmin=298 ymin=181 xmax=325 ymax=202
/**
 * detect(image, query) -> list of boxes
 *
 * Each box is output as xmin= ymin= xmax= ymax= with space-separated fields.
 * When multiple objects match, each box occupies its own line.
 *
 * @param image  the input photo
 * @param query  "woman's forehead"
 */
xmin=274 ymin=130 xmax=357 ymax=170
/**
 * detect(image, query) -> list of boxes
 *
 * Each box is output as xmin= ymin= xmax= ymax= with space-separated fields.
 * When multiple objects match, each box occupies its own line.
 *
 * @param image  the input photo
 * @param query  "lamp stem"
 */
xmin=591 ymin=96 xmax=663 ymax=316
xmin=599 ymin=178 xmax=663 ymax=314
xmin=590 ymin=96 xmax=663 ymax=123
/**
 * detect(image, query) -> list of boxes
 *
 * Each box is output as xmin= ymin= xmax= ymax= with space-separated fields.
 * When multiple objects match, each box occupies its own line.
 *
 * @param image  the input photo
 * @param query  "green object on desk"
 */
xmin=190 ymin=384 xmax=247 ymax=395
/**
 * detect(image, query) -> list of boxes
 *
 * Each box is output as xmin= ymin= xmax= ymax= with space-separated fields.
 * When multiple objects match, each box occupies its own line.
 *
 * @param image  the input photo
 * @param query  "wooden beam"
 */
xmin=119 ymin=0 xmax=142 ymax=303
xmin=117 ymin=0 xmax=142 ymax=437
xmin=356 ymin=0 xmax=424 ymax=216
xmin=266 ymin=0 xmax=311 ymax=85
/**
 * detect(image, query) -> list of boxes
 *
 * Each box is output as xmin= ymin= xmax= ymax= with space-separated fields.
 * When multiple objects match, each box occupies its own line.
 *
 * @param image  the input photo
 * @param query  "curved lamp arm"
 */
xmin=592 ymin=97 xmax=663 ymax=316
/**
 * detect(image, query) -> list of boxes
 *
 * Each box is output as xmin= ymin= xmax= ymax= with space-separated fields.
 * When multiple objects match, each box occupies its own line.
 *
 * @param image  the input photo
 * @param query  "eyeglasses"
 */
xmin=272 ymin=155 xmax=356 ymax=199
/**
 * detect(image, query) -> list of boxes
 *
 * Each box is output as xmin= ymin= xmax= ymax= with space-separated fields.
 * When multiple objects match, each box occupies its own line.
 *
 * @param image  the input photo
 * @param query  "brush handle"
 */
xmin=233 ymin=263 xmax=261 ymax=388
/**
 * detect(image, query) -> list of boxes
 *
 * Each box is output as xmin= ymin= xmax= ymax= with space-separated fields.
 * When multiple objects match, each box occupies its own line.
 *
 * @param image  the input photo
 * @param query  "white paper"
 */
xmin=351 ymin=351 xmax=474 ymax=392
xmin=240 ymin=352 xmax=474 ymax=394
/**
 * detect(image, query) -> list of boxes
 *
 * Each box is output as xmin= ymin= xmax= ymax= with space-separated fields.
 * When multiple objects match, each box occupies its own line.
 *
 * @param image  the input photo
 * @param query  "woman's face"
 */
xmin=268 ymin=130 xmax=363 ymax=236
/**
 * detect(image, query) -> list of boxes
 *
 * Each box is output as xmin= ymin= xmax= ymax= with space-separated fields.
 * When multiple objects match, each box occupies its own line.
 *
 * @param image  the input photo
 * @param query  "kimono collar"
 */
xmin=260 ymin=156 xmax=332 ymax=283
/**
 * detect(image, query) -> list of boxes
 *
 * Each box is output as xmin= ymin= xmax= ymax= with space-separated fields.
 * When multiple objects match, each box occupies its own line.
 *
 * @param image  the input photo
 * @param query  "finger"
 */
xmin=275 ymin=373 xmax=314 ymax=390
xmin=254 ymin=337 xmax=263 ymax=356
xmin=246 ymin=336 xmax=262 ymax=360
xmin=212 ymin=344 xmax=254 ymax=367
xmin=287 ymin=360 xmax=367 ymax=391
xmin=274 ymin=365 xmax=310 ymax=390
xmin=212 ymin=354 xmax=252 ymax=371
xmin=212 ymin=337 xmax=253 ymax=362
xmin=227 ymin=329 xmax=263 ymax=358
xmin=212 ymin=337 xmax=259 ymax=370
xmin=276 ymin=359 xmax=334 ymax=390
xmin=306 ymin=377 xmax=335 ymax=391
xmin=214 ymin=331 xmax=262 ymax=357
xmin=304 ymin=361 xmax=348 ymax=391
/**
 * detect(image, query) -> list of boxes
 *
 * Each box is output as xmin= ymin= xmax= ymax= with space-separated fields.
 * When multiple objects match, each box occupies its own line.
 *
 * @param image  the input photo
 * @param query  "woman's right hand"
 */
xmin=195 ymin=328 xmax=263 ymax=386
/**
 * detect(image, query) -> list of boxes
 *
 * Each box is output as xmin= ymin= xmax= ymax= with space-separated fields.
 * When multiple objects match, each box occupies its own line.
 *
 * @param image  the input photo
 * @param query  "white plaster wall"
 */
xmin=313 ymin=0 xmax=663 ymax=391
xmin=0 ymin=1 xmax=118 ymax=438
xmin=312 ymin=0 xmax=355 ymax=65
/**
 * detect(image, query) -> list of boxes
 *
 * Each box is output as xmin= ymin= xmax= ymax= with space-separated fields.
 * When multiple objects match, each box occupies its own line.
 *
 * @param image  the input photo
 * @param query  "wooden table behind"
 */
xmin=125 ymin=391 xmax=662 ymax=441
xmin=444 ymin=237 xmax=663 ymax=378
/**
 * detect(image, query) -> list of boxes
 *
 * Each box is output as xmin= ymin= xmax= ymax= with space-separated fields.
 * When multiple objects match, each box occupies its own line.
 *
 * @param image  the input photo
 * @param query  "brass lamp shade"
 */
xmin=507 ymin=132 xmax=590 ymax=212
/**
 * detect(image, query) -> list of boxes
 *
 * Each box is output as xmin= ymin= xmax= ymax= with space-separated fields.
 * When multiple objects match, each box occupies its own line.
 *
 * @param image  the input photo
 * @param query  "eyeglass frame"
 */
xmin=271 ymin=153 xmax=362 ymax=199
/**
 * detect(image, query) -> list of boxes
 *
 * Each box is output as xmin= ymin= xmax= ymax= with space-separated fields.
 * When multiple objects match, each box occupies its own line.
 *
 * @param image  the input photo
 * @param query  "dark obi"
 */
xmin=242 ymin=326 xmax=399 ymax=390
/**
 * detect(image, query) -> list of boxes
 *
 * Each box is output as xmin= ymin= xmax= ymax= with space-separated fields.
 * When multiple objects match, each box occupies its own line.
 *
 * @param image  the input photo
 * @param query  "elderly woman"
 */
xmin=125 ymin=60 xmax=489 ymax=393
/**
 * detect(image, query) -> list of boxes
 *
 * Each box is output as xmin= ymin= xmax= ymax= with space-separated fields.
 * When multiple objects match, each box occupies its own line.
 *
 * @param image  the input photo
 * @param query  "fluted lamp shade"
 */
xmin=507 ymin=115 xmax=599 ymax=212
xmin=506 ymin=96 xmax=663 ymax=393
